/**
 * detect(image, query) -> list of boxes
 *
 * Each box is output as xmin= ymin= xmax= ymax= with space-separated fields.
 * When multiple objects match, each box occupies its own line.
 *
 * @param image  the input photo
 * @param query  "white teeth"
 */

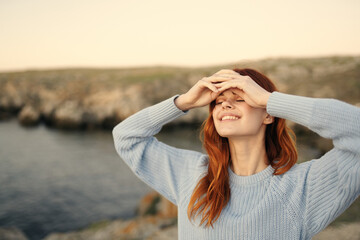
xmin=221 ymin=116 xmax=239 ymax=121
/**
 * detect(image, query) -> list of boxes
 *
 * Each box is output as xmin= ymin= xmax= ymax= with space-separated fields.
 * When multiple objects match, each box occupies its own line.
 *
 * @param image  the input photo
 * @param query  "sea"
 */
xmin=0 ymin=119 xmax=319 ymax=240
xmin=0 ymin=119 xmax=203 ymax=239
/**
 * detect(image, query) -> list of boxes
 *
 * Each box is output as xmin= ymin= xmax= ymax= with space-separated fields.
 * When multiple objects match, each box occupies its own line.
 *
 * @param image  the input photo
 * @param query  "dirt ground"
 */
xmin=313 ymin=222 xmax=360 ymax=240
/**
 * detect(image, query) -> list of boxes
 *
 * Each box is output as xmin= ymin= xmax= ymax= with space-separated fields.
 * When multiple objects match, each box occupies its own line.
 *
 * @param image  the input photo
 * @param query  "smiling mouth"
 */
xmin=221 ymin=116 xmax=240 ymax=121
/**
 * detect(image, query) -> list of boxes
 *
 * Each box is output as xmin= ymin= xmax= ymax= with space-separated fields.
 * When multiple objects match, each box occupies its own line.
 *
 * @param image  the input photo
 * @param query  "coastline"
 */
xmin=1 ymin=56 xmax=359 ymax=131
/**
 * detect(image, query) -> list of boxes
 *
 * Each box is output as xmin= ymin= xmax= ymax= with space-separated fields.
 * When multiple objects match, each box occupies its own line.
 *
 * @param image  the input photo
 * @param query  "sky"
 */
xmin=1 ymin=0 xmax=360 ymax=71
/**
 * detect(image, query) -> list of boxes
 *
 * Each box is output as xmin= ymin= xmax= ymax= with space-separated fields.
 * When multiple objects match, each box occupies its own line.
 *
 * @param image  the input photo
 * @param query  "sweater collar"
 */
xmin=228 ymin=164 xmax=274 ymax=186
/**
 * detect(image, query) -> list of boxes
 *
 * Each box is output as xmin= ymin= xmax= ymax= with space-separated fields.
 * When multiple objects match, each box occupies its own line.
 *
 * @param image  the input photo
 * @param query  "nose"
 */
xmin=221 ymin=100 xmax=234 ymax=109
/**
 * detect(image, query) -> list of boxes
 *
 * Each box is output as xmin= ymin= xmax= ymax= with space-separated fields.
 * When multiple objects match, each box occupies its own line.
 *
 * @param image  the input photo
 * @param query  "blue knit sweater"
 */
xmin=112 ymin=91 xmax=360 ymax=240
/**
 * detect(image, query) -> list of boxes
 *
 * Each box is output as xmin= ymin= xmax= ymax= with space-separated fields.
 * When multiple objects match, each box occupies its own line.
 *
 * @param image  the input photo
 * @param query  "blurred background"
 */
xmin=0 ymin=0 xmax=359 ymax=239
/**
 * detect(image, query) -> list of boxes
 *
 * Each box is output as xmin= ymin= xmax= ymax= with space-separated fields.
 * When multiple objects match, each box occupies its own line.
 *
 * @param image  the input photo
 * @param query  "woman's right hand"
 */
xmin=175 ymin=71 xmax=235 ymax=111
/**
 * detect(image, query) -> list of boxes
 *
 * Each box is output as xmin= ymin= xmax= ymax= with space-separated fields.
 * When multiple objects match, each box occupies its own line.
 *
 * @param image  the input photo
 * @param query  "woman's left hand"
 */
xmin=213 ymin=69 xmax=271 ymax=108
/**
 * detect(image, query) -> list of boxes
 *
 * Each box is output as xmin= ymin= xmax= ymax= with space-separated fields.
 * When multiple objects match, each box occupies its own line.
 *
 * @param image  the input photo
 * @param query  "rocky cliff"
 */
xmin=1 ymin=56 xmax=359 ymax=130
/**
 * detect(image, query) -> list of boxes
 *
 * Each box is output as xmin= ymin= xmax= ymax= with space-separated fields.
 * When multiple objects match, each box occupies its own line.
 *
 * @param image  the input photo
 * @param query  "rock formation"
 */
xmin=0 ymin=56 xmax=359 ymax=130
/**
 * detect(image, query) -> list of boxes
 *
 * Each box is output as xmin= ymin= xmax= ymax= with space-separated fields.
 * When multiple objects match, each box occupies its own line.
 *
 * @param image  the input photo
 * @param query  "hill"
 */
xmin=0 ymin=56 xmax=359 ymax=130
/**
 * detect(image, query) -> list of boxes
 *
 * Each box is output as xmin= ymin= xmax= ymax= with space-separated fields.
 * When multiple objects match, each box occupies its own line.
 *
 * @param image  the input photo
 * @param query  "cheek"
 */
xmin=212 ymin=110 xmax=221 ymax=129
xmin=246 ymin=109 xmax=267 ymax=125
xmin=212 ymin=107 xmax=219 ymax=121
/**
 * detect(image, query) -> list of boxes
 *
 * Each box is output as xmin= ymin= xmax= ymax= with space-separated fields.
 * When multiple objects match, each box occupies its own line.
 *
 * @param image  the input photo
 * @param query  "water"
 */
xmin=0 ymin=119 xmax=321 ymax=239
xmin=0 ymin=119 xmax=203 ymax=239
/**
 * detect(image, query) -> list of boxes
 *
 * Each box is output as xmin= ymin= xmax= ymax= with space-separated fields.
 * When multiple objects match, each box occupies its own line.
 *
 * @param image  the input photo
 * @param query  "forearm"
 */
xmin=113 ymin=95 xmax=186 ymax=139
xmin=267 ymin=91 xmax=360 ymax=153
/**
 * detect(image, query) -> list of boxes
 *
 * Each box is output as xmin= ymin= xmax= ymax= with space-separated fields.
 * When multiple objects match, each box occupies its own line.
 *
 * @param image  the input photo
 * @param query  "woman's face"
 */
xmin=212 ymin=89 xmax=271 ymax=139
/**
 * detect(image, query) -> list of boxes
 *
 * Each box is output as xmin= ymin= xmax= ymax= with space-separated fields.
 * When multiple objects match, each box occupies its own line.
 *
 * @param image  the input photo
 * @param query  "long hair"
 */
xmin=187 ymin=68 xmax=298 ymax=228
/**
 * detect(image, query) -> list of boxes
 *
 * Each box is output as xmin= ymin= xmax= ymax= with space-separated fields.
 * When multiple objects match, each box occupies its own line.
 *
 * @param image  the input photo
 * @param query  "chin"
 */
xmin=216 ymin=128 xmax=254 ymax=138
xmin=217 ymin=130 xmax=239 ymax=138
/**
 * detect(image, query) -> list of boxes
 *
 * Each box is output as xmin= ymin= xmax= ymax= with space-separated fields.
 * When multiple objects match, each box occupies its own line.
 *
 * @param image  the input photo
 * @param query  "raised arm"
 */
xmin=212 ymin=69 xmax=360 ymax=235
xmin=112 ymin=71 xmax=237 ymax=205
xmin=266 ymin=92 xmax=360 ymax=236
xmin=112 ymin=96 xmax=206 ymax=205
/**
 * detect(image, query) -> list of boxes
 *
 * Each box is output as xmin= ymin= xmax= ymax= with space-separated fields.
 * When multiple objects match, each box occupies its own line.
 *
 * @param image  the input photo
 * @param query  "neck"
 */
xmin=228 ymin=131 xmax=269 ymax=176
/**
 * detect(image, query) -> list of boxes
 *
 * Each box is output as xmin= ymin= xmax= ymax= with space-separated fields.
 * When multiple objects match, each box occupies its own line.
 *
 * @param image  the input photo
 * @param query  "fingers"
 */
xmin=199 ymin=79 xmax=219 ymax=93
xmin=213 ymin=74 xmax=254 ymax=92
xmin=201 ymin=75 xmax=234 ymax=84
xmin=198 ymin=70 xmax=247 ymax=93
xmin=215 ymin=80 xmax=244 ymax=93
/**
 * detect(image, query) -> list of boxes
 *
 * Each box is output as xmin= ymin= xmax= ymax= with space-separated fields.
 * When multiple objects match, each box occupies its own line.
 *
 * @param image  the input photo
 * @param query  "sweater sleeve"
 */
xmin=266 ymin=91 xmax=360 ymax=236
xmin=112 ymin=95 xmax=206 ymax=206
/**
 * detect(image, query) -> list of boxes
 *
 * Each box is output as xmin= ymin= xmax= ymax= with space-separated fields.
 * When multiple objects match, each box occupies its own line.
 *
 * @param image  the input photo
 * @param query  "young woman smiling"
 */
xmin=113 ymin=68 xmax=360 ymax=239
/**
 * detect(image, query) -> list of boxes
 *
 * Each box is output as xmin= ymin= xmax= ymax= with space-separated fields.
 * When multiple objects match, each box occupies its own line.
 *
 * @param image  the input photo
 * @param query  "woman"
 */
xmin=113 ymin=68 xmax=360 ymax=239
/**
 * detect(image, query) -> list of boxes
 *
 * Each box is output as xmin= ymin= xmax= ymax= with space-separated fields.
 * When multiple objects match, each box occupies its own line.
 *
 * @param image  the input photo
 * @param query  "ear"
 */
xmin=263 ymin=114 xmax=274 ymax=125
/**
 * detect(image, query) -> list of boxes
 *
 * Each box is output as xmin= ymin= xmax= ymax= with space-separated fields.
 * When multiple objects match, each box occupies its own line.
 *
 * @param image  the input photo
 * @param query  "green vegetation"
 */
xmin=85 ymin=219 xmax=111 ymax=231
xmin=1 ymin=56 xmax=359 ymax=103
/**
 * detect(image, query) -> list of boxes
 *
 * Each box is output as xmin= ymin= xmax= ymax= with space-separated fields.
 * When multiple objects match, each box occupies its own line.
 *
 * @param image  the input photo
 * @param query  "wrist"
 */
xmin=174 ymin=94 xmax=192 ymax=111
xmin=263 ymin=92 xmax=271 ymax=108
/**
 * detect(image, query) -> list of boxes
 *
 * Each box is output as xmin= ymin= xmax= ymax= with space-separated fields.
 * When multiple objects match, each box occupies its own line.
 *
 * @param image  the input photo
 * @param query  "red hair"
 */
xmin=187 ymin=68 xmax=298 ymax=228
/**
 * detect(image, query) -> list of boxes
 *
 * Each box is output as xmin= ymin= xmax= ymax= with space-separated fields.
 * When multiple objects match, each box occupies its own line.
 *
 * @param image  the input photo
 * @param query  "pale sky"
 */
xmin=1 ymin=0 xmax=360 ymax=71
